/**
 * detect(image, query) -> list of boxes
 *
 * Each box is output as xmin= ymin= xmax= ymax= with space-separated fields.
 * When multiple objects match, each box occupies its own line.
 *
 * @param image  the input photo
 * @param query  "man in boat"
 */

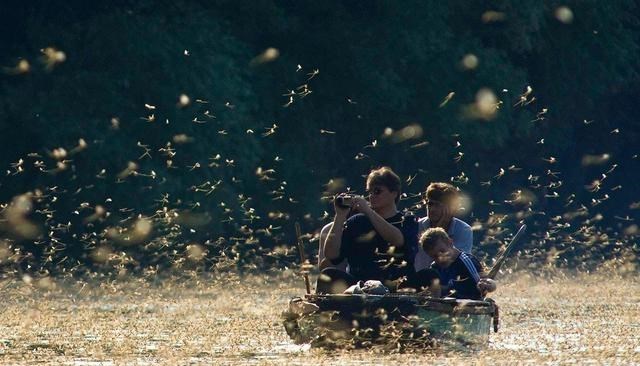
xmin=414 ymin=182 xmax=473 ymax=271
xmin=317 ymin=166 xmax=420 ymax=294
xmin=421 ymin=227 xmax=496 ymax=299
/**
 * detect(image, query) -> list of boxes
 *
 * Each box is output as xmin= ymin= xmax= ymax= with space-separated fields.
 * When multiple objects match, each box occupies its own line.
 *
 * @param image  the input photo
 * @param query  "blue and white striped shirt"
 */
xmin=431 ymin=252 xmax=483 ymax=300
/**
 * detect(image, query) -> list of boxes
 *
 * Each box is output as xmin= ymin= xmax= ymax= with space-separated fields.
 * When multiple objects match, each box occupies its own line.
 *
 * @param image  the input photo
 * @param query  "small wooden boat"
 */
xmin=283 ymin=293 xmax=498 ymax=347
xmin=284 ymin=223 xmax=522 ymax=348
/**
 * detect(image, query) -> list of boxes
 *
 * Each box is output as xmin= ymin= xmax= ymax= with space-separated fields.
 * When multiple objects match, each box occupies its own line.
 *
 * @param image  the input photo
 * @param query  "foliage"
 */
xmin=0 ymin=0 xmax=638 ymax=275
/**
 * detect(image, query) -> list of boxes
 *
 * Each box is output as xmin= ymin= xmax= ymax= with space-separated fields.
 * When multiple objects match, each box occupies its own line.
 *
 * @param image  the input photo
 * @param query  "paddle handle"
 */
xmin=487 ymin=224 xmax=527 ymax=279
xmin=295 ymin=222 xmax=312 ymax=294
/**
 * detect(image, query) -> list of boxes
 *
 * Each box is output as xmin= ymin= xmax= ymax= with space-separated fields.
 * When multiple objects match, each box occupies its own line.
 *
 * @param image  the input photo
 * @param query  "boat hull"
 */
xmin=283 ymin=294 xmax=497 ymax=347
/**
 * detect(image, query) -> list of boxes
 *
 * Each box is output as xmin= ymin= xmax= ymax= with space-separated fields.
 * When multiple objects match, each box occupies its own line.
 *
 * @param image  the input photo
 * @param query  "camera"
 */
xmin=335 ymin=194 xmax=355 ymax=208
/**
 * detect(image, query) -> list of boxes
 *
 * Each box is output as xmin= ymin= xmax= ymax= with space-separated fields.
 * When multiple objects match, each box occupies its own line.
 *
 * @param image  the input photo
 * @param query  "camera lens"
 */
xmin=335 ymin=195 xmax=351 ymax=208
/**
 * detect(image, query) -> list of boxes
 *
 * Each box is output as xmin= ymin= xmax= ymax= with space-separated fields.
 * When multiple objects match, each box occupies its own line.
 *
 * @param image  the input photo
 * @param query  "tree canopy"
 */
xmin=1 ymin=0 xmax=639 ymax=275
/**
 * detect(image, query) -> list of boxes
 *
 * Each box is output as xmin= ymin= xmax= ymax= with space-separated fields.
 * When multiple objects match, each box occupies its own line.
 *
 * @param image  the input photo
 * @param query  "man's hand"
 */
xmin=433 ymin=203 xmax=452 ymax=229
xmin=333 ymin=193 xmax=353 ymax=218
xmin=477 ymin=278 xmax=497 ymax=297
xmin=325 ymin=195 xmax=352 ymax=261
xmin=351 ymin=196 xmax=372 ymax=215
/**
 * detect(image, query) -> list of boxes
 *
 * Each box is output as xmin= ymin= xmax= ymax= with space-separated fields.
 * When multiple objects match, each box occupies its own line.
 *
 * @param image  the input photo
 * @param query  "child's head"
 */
xmin=420 ymin=227 xmax=457 ymax=267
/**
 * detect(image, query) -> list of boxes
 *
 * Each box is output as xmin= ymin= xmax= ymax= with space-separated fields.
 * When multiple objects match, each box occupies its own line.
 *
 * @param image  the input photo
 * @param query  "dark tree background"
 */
xmin=0 ymin=0 xmax=638 ymax=276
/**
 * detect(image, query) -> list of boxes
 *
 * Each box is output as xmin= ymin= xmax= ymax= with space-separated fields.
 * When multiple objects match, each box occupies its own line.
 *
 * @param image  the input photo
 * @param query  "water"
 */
xmin=0 ymin=272 xmax=638 ymax=365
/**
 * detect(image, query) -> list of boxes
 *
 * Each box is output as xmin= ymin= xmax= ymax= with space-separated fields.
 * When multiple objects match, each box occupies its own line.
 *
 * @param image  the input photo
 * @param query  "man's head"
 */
xmin=420 ymin=227 xmax=457 ymax=267
xmin=366 ymin=167 xmax=401 ymax=210
xmin=424 ymin=182 xmax=459 ymax=224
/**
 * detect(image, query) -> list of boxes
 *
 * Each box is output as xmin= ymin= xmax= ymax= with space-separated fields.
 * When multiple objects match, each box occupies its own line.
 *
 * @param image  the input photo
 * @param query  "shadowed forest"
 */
xmin=1 ymin=0 xmax=639 ymax=278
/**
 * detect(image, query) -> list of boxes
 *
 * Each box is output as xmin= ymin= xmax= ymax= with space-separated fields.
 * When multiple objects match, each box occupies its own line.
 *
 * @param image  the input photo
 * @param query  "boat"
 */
xmin=283 ymin=293 xmax=498 ymax=347
xmin=284 ymin=223 xmax=522 ymax=348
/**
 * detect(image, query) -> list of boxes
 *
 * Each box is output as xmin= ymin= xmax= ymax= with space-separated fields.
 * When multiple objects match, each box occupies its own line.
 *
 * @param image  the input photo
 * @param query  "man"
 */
xmin=317 ymin=167 xmax=419 ymax=294
xmin=414 ymin=182 xmax=473 ymax=271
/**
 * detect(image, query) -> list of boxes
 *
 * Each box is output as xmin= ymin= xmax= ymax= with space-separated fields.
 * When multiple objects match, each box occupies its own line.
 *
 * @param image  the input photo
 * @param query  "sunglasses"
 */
xmin=366 ymin=187 xmax=386 ymax=196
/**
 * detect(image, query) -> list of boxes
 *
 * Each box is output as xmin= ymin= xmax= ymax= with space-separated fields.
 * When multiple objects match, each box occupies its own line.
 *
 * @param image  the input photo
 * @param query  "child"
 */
xmin=420 ymin=227 xmax=496 ymax=300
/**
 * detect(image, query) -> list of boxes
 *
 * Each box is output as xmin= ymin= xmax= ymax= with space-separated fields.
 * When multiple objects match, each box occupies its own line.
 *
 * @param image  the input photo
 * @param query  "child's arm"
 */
xmin=471 ymin=252 xmax=496 ymax=297
xmin=477 ymin=278 xmax=496 ymax=295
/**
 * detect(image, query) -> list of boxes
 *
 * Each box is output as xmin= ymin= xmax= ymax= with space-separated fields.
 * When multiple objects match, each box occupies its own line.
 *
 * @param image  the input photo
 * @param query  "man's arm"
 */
xmin=318 ymin=223 xmax=332 ymax=269
xmin=368 ymin=210 xmax=405 ymax=247
xmin=352 ymin=197 xmax=404 ymax=247
xmin=324 ymin=214 xmax=348 ymax=261
xmin=324 ymin=195 xmax=352 ymax=261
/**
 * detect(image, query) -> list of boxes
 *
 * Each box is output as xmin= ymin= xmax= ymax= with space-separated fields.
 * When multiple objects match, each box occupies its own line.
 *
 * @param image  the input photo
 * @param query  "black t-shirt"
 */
xmin=431 ymin=252 xmax=484 ymax=300
xmin=331 ymin=212 xmax=418 ymax=282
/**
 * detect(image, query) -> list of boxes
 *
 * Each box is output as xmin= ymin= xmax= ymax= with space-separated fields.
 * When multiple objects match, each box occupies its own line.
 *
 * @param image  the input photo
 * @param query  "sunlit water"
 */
xmin=0 ymin=271 xmax=638 ymax=365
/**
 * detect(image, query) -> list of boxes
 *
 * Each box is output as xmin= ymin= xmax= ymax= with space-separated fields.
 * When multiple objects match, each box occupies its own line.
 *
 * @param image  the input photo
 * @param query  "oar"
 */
xmin=487 ymin=224 xmax=527 ymax=279
xmin=295 ymin=222 xmax=312 ymax=294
